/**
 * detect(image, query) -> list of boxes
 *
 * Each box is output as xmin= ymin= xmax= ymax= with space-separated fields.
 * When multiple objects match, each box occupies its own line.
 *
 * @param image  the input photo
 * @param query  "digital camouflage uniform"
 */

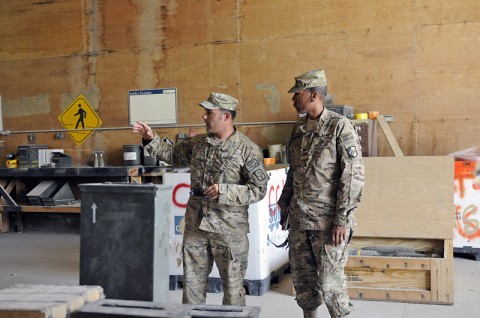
xmin=143 ymin=93 xmax=269 ymax=306
xmin=278 ymin=70 xmax=365 ymax=318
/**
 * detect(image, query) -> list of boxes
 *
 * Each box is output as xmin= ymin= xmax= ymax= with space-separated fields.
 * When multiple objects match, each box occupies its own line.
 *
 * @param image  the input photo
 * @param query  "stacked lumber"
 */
xmin=0 ymin=284 xmax=104 ymax=318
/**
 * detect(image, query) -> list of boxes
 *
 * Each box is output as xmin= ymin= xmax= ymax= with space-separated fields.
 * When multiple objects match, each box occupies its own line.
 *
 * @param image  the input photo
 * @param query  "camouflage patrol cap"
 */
xmin=288 ymin=69 xmax=327 ymax=93
xmin=199 ymin=92 xmax=239 ymax=111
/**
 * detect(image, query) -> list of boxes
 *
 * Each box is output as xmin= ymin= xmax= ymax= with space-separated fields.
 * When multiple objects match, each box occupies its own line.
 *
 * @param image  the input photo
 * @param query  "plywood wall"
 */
xmin=1 ymin=0 xmax=479 ymax=165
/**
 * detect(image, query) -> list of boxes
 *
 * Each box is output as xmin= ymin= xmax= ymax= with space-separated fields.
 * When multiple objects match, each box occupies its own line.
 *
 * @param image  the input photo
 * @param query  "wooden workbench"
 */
xmin=0 ymin=166 xmax=169 ymax=233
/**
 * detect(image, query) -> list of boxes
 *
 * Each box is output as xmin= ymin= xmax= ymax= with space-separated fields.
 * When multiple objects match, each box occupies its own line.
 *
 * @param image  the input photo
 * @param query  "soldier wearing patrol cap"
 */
xmin=133 ymin=92 xmax=269 ymax=306
xmin=278 ymin=70 xmax=365 ymax=318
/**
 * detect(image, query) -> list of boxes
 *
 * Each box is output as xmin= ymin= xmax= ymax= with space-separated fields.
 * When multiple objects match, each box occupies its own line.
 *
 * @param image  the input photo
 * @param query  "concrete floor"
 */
xmin=0 ymin=232 xmax=479 ymax=318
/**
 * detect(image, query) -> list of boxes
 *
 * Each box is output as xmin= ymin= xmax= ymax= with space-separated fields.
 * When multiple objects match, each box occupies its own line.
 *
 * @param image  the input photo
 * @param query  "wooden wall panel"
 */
xmin=160 ymin=43 xmax=240 ymax=125
xmin=415 ymin=23 xmax=480 ymax=120
xmin=0 ymin=1 xmax=83 ymax=60
xmin=94 ymin=51 xmax=137 ymax=126
xmin=416 ymin=0 xmax=480 ymax=25
xmin=331 ymin=27 xmax=416 ymax=121
xmin=239 ymin=31 xmax=351 ymax=123
xmin=241 ymin=1 xmax=413 ymax=38
xmin=1 ymin=57 xmax=74 ymax=129
xmin=355 ymin=156 xmax=454 ymax=239
xmin=164 ymin=0 xmax=238 ymax=47
xmin=1 ymin=1 xmax=480 ymax=164
xmin=415 ymin=119 xmax=480 ymax=156
xmin=102 ymin=1 xmax=136 ymax=50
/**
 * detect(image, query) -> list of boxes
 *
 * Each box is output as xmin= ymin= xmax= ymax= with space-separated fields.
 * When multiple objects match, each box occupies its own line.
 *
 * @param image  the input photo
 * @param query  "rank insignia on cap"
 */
xmin=346 ymin=146 xmax=358 ymax=159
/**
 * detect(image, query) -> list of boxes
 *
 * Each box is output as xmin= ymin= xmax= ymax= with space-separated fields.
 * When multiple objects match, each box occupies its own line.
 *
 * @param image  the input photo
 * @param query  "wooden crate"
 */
xmin=347 ymin=237 xmax=453 ymax=304
xmin=346 ymin=157 xmax=454 ymax=305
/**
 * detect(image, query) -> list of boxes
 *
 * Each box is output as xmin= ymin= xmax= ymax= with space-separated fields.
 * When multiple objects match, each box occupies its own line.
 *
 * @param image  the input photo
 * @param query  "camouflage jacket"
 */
xmin=143 ymin=130 xmax=269 ymax=235
xmin=277 ymin=109 xmax=365 ymax=230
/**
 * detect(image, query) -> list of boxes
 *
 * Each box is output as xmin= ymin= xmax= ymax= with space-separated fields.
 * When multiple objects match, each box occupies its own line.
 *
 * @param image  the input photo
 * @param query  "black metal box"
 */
xmin=79 ymin=183 xmax=172 ymax=303
xmin=51 ymin=152 xmax=72 ymax=167
xmin=26 ymin=180 xmax=59 ymax=206
xmin=18 ymin=145 xmax=48 ymax=168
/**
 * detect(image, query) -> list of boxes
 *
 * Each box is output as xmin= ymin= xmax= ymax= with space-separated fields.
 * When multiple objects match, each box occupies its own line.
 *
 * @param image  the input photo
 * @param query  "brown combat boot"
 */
xmin=303 ymin=309 xmax=317 ymax=318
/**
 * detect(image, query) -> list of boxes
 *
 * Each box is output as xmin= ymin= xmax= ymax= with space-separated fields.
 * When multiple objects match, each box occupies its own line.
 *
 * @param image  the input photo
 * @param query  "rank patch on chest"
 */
xmin=346 ymin=146 xmax=358 ymax=159
xmin=245 ymin=158 xmax=260 ymax=171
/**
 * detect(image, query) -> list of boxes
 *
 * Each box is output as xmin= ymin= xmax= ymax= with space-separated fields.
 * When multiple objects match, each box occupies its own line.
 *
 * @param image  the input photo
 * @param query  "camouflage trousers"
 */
xmin=182 ymin=228 xmax=249 ymax=306
xmin=289 ymin=229 xmax=353 ymax=318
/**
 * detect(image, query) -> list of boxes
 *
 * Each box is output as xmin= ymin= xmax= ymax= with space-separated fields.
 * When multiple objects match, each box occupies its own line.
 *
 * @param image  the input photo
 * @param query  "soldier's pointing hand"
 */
xmin=133 ymin=121 xmax=155 ymax=141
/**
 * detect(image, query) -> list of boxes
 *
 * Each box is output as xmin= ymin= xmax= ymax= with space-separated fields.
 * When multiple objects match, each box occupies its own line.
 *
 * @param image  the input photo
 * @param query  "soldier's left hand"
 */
xmin=204 ymin=184 xmax=219 ymax=201
xmin=332 ymin=224 xmax=348 ymax=246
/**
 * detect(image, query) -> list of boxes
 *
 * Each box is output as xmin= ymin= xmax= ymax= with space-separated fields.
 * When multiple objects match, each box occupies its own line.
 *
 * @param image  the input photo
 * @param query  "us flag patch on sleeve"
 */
xmin=346 ymin=146 xmax=358 ymax=159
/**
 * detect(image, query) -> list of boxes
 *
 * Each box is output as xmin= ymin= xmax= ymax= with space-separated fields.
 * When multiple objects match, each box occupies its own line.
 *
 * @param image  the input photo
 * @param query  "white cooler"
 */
xmin=164 ymin=167 xmax=290 ymax=295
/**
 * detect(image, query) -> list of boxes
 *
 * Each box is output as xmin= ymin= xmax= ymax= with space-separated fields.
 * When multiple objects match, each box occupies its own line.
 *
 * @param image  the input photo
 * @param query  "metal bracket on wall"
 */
xmin=377 ymin=114 xmax=403 ymax=157
xmin=28 ymin=133 xmax=36 ymax=144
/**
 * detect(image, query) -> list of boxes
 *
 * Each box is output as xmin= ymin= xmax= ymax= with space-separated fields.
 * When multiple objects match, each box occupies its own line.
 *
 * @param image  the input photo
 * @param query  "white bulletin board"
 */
xmin=128 ymin=88 xmax=177 ymax=126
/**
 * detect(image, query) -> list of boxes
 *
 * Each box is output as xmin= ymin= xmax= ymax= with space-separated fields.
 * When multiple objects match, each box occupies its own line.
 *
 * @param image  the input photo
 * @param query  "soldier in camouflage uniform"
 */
xmin=133 ymin=92 xmax=269 ymax=306
xmin=277 ymin=70 xmax=365 ymax=318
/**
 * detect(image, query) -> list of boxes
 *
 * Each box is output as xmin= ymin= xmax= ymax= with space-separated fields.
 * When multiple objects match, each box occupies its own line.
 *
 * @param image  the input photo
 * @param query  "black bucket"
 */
xmin=123 ymin=144 xmax=142 ymax=166
xmin=143 ymin=154 xmax=157 ymax=166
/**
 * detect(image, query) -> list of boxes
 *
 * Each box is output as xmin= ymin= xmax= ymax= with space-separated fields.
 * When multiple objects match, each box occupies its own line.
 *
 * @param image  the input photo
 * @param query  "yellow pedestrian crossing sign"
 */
xmin=58 ymin=94 xmax=102 ymax=145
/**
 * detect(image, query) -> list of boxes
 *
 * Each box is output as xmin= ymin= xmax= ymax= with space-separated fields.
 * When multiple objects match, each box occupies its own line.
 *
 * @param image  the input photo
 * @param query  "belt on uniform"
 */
xmin=189 ymin=189 xmax=205 ymax=196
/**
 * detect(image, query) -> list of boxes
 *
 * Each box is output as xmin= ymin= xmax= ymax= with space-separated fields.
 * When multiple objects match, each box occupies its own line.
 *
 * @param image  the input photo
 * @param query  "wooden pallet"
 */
xmin=346 ymin=237 xmax=454 ymax=304
xmin=0 ymin=284 xmax=104 ymax=318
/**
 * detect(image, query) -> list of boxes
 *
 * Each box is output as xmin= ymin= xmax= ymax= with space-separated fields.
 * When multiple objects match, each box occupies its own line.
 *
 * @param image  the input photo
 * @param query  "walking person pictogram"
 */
xmin=74 ymin=104 xmax=87 ymax=129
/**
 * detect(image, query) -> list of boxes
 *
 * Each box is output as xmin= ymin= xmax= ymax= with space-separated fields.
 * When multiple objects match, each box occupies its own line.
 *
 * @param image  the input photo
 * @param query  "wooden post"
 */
xmin=377 ymin=114 xmax=404 ymax=156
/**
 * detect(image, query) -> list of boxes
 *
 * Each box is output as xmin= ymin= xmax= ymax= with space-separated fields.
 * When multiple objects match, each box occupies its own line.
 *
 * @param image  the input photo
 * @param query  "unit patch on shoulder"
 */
xmin=245 ymin=158 xmax=260 ymax=171
xmin=254 ymin=169 xmax=267 ymax=181
xmin=346 ymin=146 xmax=358 ymax=159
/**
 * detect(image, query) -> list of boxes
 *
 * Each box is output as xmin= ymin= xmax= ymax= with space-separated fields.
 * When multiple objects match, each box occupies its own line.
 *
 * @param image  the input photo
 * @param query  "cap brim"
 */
xmin=288 ymin=86 xmax=303 ymax=93
xmin=199 ymin=100 xmax=219 ymax=110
